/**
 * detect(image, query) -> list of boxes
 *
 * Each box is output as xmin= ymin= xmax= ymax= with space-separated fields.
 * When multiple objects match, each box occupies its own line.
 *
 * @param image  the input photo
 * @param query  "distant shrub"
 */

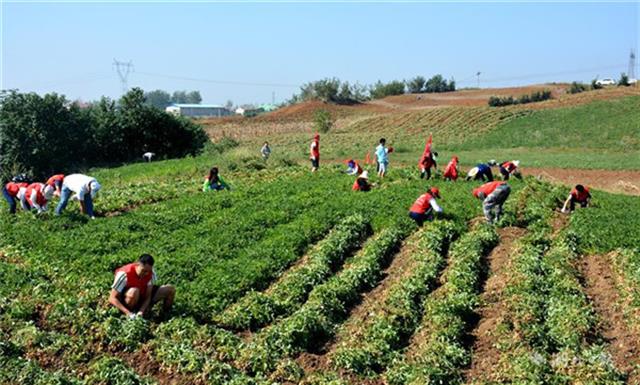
xmin=488 ymin=90 xmax=552 ymax=107
xmin=424 ymin=74 xmax=456 ymax=93
xmin=618 ymin=73 xmax=630 ymax=86
xmin=370 ymin=80 xmax=406 ymax=99
xmin=591 ymin=79 xmax=603 ymax=90
xmin=313 ymin=109 xmax=333 ymax=133
xmin=568 ymin=82 xmax=588 ymax=94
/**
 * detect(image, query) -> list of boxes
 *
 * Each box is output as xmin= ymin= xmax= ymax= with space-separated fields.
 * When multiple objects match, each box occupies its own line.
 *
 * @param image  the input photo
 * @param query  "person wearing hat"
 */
xmin=408 ymin=187 xmax=443 ymax=226
xmin=22 ymin=182 xmax=55 ymax=214
xmin=499 ymin=160 xmax=521 ymax=180
xmin=473 ymin=181 xmax=511 ymax=224
xmin=45 ymin=174 xmax=65 ymax=197
xmin=310 ymin=134 xmax=320 ymax=172
xmin=561 ymin=184 xmax=591 ymax=213
xmin=352 ymin=171 xmax=372 ymax=192
xmin=466 ymin=161 xmax=495 ymax=182
xmin=55 ymin=173 xmax=102 ymax=219
xmin=2 ymin=181 xmax=29 ymax=214
xmin=345 ymin=159 xmax=363 ymax=176
xmin=443 ymin=156 xmax=460 ymax=181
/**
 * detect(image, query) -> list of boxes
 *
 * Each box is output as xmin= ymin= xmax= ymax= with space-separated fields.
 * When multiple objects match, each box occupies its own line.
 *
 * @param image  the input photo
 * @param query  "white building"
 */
xmin=165 ymin=104 xmax=233 ymax=118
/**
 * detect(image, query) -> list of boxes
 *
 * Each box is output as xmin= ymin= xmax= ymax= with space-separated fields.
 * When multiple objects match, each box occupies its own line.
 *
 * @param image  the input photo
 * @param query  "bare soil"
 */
xmin=296 ymin=233 xmax=422 ymax=377
xmin=525 ymin=167 xmax=640 ymax=196
xmin=463 ymin=227 xmax=527 ymax=383
xmin=578 ymin=254 xmax=640 ymax=383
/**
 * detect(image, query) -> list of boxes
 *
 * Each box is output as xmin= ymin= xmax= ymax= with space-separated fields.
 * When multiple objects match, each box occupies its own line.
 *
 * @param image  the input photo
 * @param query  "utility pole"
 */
xmin=476 ymin=72 xmax=481 ymax=89
xmin=629 ymin=49 xmax=636 ymax=80
xmin=113 ymin=59 xmax=134 ymax=94
xmin=272 ymin=91 xmax=275 ymax=104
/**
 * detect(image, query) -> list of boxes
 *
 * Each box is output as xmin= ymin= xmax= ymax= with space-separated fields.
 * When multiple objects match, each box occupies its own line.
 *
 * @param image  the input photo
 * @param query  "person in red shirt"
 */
xmin=443 ymin=156 xmax=459 ymax=181
xmin=561 ymin=184 xmax=591 ymax=213
xmin=352 ymin=171 xmax=372 ymax=192
xmin=23 ymin=183 xmax=55 ymax=214
xmin=109 ymin=254 xmax=176 ymax=320
xmin=499 ymin=160 xmax=521 ymax=181
xmin=419 ymin=151 xmax=438 ymax=180
xmin=345 ymin=159 xmax=363 ymax=176
xmin=409 ymin=187 xmax=443 ymax=227
xmin=310 ymin=134 xmax=320 ymax=172
xmin=2 ymin=182 xmax=28 ymax=214
xmin=46 ymin=174 xmax=65 ymax=197
xmin=473 ymin=181 xmax=511 ymax=224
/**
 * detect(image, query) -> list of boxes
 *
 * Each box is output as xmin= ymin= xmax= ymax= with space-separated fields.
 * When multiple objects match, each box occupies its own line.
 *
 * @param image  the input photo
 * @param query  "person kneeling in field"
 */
xmin=473 ymin=181 xmax=511 ymax=224
xmin=352 ymin=171 xmax=372 ymax=192
xmin=109 ymin=254 xmax=175 ymax=320
xmin=561 ymin=184 xmax=591 ymax=213
xmin=409 ymin=187 xmax=443 ymax=227
xmin=203 ymin=167 xmax=230 ymax=191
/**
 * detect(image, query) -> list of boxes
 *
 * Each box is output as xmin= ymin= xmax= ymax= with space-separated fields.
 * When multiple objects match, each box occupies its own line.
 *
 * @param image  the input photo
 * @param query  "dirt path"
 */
xmin=463 ymin=227 xmax=527 ymax=383
xmin=578 ymin=254 xmax=640 ymax=383
xmin=524 ymin=167 xmax=640 ymax=196
xmin=296 ymin=233 xmax=422 ymax=376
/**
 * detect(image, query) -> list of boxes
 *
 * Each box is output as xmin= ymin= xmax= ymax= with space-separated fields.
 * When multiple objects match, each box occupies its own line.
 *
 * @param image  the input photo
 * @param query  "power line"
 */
xmin=457 ymin=64 xmax=630 ymax=84
xmin=135 ymin=71 xmax=300 ymax=88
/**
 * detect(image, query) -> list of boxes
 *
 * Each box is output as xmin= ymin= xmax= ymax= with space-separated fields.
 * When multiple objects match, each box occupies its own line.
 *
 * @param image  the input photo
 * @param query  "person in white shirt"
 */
xmin=55 ymin=174 xmax=101 ymax=218
xmin=143 ymin=152 xmax=155 ymax=162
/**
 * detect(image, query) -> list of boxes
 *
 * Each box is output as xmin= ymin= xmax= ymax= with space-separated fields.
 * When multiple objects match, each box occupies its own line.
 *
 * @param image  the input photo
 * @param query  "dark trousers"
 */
xmin=420 ymin=168 xmax=432 ymax=180
xmin=2 ymin=187 xmax=17 ymax=214
xmin=569 ymin=196 xmax=588 ymax=211
xmin=409 ymin=210 xmax=433 ymax=227
xmin=499 ymin=166 xmax=510 ymax=180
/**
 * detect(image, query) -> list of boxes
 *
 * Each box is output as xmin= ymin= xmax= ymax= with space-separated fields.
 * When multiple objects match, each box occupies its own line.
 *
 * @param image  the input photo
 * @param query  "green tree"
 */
xmin=314 ymin=109 xmax=333 ymax=133
xmin=144 ymin=89 xmax=171 ymax=109
xmin=618 ymin=73 xmax=630 ymax=86
xmin=186 ymin=91 xmax=202 ymax=104
xmin=407 ymin=76 xmax=426 ymax=93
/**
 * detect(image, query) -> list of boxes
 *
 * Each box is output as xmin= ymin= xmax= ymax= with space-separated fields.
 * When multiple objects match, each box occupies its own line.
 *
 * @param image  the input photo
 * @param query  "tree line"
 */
xmin=144 ymin=90 xmax=203 ymax=109
xmin=288 ymin=75 xmax=456 ymax=105
xmin=0 ymin=88 xmax=208 ymax=181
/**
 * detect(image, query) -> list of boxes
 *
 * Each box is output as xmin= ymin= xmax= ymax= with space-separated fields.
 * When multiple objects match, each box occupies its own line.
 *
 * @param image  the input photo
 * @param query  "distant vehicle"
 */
xmin=629 ymin=78 xmax=638 ymax=85
xmin=595 ymin=78 xmax=616 ymax=86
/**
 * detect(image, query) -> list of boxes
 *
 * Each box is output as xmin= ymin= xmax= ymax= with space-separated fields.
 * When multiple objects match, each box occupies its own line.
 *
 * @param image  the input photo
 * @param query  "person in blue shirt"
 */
xmin=465 ymin=161 xmax=496 ymax=182
xmin=375 ymin=138 xmax=391 ymax=178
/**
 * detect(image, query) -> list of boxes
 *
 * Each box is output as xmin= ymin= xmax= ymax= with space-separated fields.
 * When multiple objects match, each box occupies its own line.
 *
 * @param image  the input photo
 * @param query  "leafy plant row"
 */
xmin=215 ymin=214 xmax=371 ymax=330
xmin=385 ymin=223 xmax=498 ymax=384
xmin=328 ymin=220 xmax=458 ymax=376
xmin=237 ymin=221 xmax=414 ymax=376
xmin=610 ymin=248 xmax=640 ymax=329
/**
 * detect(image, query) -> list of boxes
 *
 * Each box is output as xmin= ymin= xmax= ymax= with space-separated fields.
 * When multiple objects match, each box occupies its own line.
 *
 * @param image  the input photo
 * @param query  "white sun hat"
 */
xmin=360 ymin=171 xmax=369 ymax=179
xmin=513 ymin=160 xmax=520 ymax=167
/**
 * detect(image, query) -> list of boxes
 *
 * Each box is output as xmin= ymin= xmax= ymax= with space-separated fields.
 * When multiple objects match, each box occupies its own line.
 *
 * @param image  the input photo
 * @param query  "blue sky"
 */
xmin=2 ymin=1 xmax=638 ymax=105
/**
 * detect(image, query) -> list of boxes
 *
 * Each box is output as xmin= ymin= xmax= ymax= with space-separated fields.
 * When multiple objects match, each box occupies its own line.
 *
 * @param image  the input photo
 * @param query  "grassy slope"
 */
xmin=227 ymin=94 xmax=640 ymax=170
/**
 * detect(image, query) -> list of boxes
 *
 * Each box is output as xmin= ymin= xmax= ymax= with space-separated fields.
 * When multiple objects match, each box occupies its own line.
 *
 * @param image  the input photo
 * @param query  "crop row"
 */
xmin=237 ymin=221 xmax=414 ymax=377
xmin=384 ymin=223 xmax=498 ymax=384
xmin=215 ymin=214 xmax=371 ymax=330
xmin=610 ymin=248 xmax=640 ymax=329
xmin=328 ymin=220 xmax=458 ymax=376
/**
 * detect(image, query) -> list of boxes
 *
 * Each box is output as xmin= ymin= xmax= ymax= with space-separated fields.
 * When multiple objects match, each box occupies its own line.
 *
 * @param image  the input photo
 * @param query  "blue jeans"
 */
xmin=56 ymin=187 xmax=94 ymax=217
xmin=2 ymin=187 xmax=17 ymax=214
xmin=409 ymin=210 xmax=434 ymax=227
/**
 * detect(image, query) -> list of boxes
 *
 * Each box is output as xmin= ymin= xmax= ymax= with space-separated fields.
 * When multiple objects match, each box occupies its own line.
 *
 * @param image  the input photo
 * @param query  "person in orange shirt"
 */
xmin=473 ymin=181 xmax=511 ymax=224
xmin=408 ymin=187 xmax=443 ymax=226
xmin=2 ymin=181 xmax=28 ymax=214
xmin=352 ymin=171 xmax=372 ymax=192
xmin=310 ymin=134 xmax=320 ymax=172
xmin=561 ymin=184 xmax=591 ymax=213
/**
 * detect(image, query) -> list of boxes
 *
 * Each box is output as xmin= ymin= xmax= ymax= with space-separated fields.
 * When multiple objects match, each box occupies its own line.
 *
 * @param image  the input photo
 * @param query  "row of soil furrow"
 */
xmin=296 ymin=221 xmax=458 ymax=380
xmin=579 ymin=253 xmax=640 ymax=383
xmin=236 ymin=224 xmax=413 ymax=379
xmin=214 ymin=214 xmax=371 ymax=331
xmin=383 ymin=224 xmax=499 ymax=384
xmin=462 ymin=226 xmax=527 ymax=382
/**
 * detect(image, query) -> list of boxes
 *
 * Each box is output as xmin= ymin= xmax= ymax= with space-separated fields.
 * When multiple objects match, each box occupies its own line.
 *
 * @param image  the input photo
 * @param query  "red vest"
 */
xmin=418 ymin=153 xmax=435 ymax=169
xmin=473 ymin=181 xmax=505 ymax=198
xmin=5 ymin=182 xmax=28 ymax=197
xmin=571 ymin=187 xmax=590 ymax=202
xmin=444 ymin=158 xmax=458 ymax=179
xmin=25 ymin=183 xmax=47 ymax=207
xmin=501 ymin=161 xmax=516 ymax=172
xmin=115 ymin=263 xmax=153 ymax=297
xmin=311 ymin=140 xmax=320 ymax=158
xmin=410 ymin=193 xmax=435 ymax=214
xmin=46 ymin=174 xmax=64 ymax=187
